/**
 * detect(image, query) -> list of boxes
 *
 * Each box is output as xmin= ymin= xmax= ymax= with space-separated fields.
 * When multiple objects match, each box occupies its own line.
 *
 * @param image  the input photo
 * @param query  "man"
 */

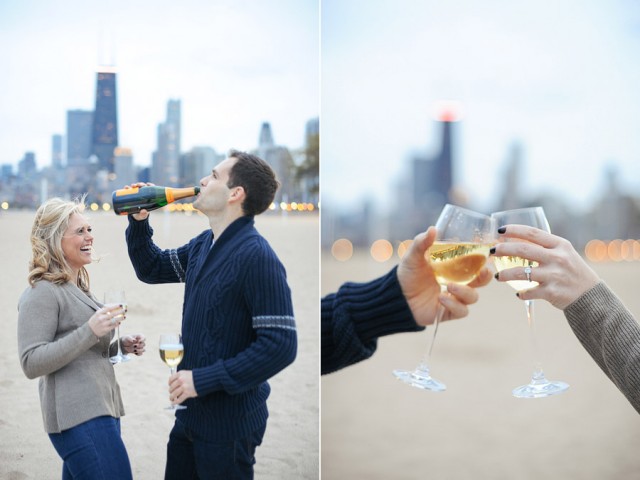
xmin=125 ymin=150 xmax=297 ymax=479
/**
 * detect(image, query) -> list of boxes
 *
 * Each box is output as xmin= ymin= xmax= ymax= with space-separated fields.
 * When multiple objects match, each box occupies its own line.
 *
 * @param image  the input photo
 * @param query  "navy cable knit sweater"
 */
xmin=126 ymin=215 xmax=297 ymax=441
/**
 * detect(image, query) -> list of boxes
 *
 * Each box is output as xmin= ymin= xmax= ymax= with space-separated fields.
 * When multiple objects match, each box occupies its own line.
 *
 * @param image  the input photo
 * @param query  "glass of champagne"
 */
xmin=393 ymin=204 xmax=495 ymax=391
xmin=492 ymin=207 xmax=569 ymax=398
xmin=104 ymin=290 xmax=130 ymax=364
xmin=159 ymin=333 xmax=187 ymax=410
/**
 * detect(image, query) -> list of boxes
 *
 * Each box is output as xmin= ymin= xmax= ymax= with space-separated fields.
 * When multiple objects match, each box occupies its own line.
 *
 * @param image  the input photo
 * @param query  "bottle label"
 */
xmin=115 ymin=187 xmax=140 ymax=196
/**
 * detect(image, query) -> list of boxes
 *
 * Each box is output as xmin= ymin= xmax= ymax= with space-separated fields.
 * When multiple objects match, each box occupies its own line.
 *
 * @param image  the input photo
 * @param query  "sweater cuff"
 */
xmin=78 ymin=322 xmax=102 ymax=347
xmin=126 ymin=215 xmax=153 ymax=243
xmin=345 ymin=266 xmax=423 ymax=344
xmin=564 ymin=281 xmax=609 ymax=322
xmin=192 ymin=362 xmax=225 ymax=396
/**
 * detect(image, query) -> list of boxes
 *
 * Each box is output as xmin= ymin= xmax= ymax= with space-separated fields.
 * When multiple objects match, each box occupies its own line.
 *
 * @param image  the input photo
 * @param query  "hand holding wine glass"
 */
xmin=87 ymin=304 xmax=126 ymax=338
xmin=159 ymin=334 xmax=187 ymax=411
xmin=104 ymin=290 xmax=131 ymax=364
xmin=492 ymin=224 xmax=600 ymax=310
xmin=397 ymin=227 xmax=493 ymax=327
xmin=491 ymin=207 xmax=570 ymax=398
xmin=393 ymin=204 xmax=496 ymax=391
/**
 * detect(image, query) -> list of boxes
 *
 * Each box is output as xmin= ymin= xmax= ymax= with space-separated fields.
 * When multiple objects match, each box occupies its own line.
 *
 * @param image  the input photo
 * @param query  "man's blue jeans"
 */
xmin=48 ymin=416 xmax=133 ymax=480
xmin=164 ymin=418 xmax=267 ymax=480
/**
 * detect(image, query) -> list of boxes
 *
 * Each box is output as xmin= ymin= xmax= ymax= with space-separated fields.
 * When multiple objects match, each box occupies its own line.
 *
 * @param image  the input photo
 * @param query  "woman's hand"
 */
xmin=88 ymin=304 xmax=126 ymax=338
xmin=491 ymin=224 xmax=600 ymax=310
xmin=121 ymin=334 xmax=146 ymax=356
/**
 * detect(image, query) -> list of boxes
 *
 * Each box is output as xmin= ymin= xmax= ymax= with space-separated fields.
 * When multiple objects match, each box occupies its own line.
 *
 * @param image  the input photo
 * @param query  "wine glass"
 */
xmin=159 ymin=333 xmax=187 ymax=410
xmin=104 ymin=290 xmax=130 ymax=364
xmin=491 ymin=207 xmax=569 ymax=398
xmin=393 ymin=204 xmax=496 ymax=391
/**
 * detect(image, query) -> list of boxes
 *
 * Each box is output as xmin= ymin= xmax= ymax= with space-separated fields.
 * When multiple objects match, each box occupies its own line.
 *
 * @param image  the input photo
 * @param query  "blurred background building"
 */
xmin=322 ymin=108 xmax=640 ymax=257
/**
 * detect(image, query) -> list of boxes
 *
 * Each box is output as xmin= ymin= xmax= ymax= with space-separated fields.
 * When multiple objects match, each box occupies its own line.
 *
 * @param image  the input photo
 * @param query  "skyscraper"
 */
xmin=167 ymin=99 xmax=181 ymax=156
xmin=18 ymin=152 xmax=37 ymax=179
xmin=259 ymin=122 xmax=274 ymax=147
xmin=92 ymin=66 xmax=118 ymax=172
xmin=51 ymin=134 xmax=63 ymax=169
xmin=431 ymin=111 xmax=454 ymax=204
xmin=67 ymin=110 xmax=93 ymax=163
xmin=113 ymin=147 xmax=135 ymax=187
xmin=413 ymin=110 xmax=456 ymax=209
xmin=152 ymin=99 xmax=181 ymax=186
xmin=254 ymin=122 xmax=294 ymax=205
xmin=181 ymin=146 xmax=222 ymax=186
xmin=390 ymin=107 xmax=459 ymax=241
xmin=496 ymin=142 xmax=524 ymax=211
xmin=67 ymin=109 xmax=95 ymax=200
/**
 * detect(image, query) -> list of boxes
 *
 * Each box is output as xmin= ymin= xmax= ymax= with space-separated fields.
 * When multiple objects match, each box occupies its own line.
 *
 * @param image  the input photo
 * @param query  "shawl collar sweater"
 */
xmin=126 ymin=215 xmax=297 ymax=440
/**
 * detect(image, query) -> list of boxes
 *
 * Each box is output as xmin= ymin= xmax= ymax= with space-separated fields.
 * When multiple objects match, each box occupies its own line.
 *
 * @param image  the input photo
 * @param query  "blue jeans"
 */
xmin=164 ymin=418 xmax=266 ymax=480
xmin=48 ymin=416 xmax=132 ymax=480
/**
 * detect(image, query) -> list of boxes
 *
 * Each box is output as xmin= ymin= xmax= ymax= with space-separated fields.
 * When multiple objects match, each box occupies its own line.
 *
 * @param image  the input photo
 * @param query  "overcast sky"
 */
xmin=321 ymin=0 xmax=640 ymax=213
xmin=0 ymin=0 xmax=319 ymax=169
xmin=3 ymin=1 xmax=639 ymax=214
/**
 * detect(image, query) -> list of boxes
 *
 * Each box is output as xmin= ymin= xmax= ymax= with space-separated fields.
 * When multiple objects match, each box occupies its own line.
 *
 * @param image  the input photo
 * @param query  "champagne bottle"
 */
xmin=112 ymin=186 xmax=201 ymax=215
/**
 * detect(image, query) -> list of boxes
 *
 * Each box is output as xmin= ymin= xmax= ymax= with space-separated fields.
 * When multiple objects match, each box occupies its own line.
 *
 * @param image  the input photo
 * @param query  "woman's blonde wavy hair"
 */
xmin=28 ymin=196 xmax=91 ymax=292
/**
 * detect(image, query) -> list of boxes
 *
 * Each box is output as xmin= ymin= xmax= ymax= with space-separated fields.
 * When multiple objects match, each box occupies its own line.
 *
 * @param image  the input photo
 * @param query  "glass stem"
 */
xmin=116 ymin=325 xmax=122 ymax=355
xmin=419 ymin=286 xmax=446 ymax=371
xmin=524 ymin=299 xmax=545 ymax=382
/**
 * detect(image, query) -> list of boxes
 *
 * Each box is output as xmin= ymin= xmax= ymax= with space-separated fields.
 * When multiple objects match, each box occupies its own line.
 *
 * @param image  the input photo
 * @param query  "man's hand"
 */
xmin=121 ymin=182 xmax=154 ymax=221
xmin=169 ymin=370 xmax=198 ymax=406
xmin=398 ymin=226 xmax=492 ymax=326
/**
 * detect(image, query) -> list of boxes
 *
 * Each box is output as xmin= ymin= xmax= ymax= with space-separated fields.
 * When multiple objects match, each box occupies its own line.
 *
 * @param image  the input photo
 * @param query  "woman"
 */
xmin=492 ymin=224 xmax=640 ymax=414
xmin=17 ymin=197 xmax=146 ymax=479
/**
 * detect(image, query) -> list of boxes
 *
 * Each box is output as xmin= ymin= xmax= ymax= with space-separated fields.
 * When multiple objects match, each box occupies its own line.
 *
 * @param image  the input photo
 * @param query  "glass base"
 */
xmin=512 ymin=378 xmax=569 ymax=399
xmin=109 ymin=354 xmax=131 ymax=364
xmin=393 ymin=366 xmax=446 ymax=392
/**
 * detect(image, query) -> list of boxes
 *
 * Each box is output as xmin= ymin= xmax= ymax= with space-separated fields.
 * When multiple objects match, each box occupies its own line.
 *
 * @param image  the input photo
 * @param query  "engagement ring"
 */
xmin=524 ymin=266 xmax=533 ymax=282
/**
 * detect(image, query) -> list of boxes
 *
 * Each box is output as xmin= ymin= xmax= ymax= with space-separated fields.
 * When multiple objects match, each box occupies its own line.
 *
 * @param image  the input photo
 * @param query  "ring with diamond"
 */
xmin=524 ymin=266 xmax=533 ymax=282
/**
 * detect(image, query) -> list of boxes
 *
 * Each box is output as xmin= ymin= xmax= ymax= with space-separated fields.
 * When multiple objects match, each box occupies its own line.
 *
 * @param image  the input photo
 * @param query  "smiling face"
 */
xmin=61 ymin=213 xmax=94 ymax=274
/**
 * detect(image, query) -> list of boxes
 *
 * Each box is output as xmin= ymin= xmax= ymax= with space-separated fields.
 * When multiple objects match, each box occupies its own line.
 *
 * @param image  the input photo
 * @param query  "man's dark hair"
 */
xmin=227 ymin=149 xmax=280 ymax=216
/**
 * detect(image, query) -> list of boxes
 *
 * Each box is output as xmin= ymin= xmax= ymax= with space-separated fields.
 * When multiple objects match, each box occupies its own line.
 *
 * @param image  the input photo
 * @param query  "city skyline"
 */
xmin=0 ymin=0 xmax=319 ymax=171
xmin=321 ymin=0 xmax=640 ymax=213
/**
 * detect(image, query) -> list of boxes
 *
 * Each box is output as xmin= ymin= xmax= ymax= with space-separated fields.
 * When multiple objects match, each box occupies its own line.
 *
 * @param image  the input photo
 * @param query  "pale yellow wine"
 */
xmin=159 ymin=344 xmax=184 ymax=368
xmin=493 ymin=255 xmax=539 ymax=291
xmin=115 ymin=303 xmax=127 ymax=321
xmin=430 ymin=242 xmax=492 ymax=286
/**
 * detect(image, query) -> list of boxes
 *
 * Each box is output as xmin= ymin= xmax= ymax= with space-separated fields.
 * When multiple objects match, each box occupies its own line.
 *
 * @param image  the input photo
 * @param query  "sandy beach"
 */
xmin=0 ymin=210 xmax=319 ymax=480
xmin=4 ymin=206 xmax=640 ymax=480
xmin=321 ymin=252 xmax=640 ymax=480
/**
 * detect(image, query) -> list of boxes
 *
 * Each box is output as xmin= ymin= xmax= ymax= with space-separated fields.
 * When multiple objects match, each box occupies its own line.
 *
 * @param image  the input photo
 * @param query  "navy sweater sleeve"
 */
xmin=192 ymin=240 xmax=297 ymax=396
xmin=321 ymin=266 xmax=423 ymax=375
xmin=125 ymin=216 xmax=193 ymax=284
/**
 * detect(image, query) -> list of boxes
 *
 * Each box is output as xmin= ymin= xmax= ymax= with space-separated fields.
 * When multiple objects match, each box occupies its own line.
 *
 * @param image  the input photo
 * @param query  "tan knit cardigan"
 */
xmin=565 ymin=281 xmax=640 ymax=414
xmin=18 ymin=280 xmax=125 ymax=433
